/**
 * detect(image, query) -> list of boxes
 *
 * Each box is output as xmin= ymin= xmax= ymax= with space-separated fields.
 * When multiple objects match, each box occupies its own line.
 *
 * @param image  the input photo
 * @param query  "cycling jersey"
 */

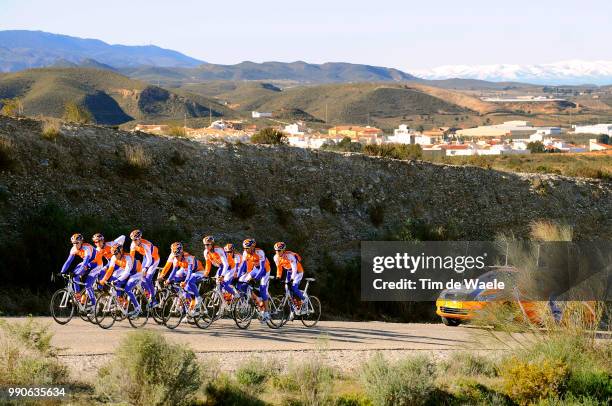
xmin=203 ymin=246 xmax=229 ymax=278
xmin=162 ymin=252 xmax=203 ymax=281
xmin=130 ymin=239 xmax=160 ymax=269
xmin=227 ymin=252 xmax=243 ymax=279
xmin=93 ymin=243 xmax=114 ymax=267
xmin=101 ymin=253 xmax=142 ymax=283
xmin=61 ymin=243 xmax=96 ymax=274
xmin=274 ymin=251 xmax=303 ymax=278
xmin=239 ymin=248 xmax=270 ymax=276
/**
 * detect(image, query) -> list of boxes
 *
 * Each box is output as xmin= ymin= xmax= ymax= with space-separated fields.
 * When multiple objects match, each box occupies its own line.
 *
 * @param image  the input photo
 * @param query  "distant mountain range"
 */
xmin=412 ymin=60 xmax=612 ymax=85
xmin=0 ymin=30 xmax=204 ymax=71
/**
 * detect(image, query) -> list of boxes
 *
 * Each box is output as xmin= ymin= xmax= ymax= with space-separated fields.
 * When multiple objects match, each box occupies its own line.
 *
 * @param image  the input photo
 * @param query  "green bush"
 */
xmin=441 ymin=352 xmax=498 ymax=378
xmin=96 ymin=330 xmax=202 ymax=406
xmin=334 ymin=393 xmax=373 ymax=406
xmin=319 ymin=195 xmax=338 ymax=214
xmin=360 ymin=353 xmax=437 ymax=406
xmin=0 ymin=319 xmax=68 ymax=386
xmin=230 ymin=192 xmax=256 ymax=219
xmin=274 ymin=357 xmax=335 ymax=406
xmin=251 ymin=127 xmax=288 ymax=145
xmin=528 ymin=141 xmax=545 ymax=153
xmin=169 ymin=149 xmax=188 ymax=166
xmin=393 ymin=217 xmax=459 ymax=241
xmin=204 ymin=375 xmax=265 ymax=406
xmin=322 ymin=137 xmax=363 ymax=152
xmin=363 ymin=143 xmax=422 ymax=160
xmin=63 ymin=101 xmax=93 ymax=124
xmin=368 ymin=204 xmax=385 ymax=227
xmin=235 ymin=357 xmax=279 ymax=388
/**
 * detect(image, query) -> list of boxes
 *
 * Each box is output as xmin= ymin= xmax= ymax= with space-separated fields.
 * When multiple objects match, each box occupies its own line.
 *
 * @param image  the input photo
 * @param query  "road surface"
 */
xmin=7 ymin=317 xmax=508 ymax=355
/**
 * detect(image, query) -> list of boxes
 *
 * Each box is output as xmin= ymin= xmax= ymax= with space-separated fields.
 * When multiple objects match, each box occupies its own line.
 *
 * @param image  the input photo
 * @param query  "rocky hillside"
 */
xmin=0 ymin=115 xmax=610 ymax=260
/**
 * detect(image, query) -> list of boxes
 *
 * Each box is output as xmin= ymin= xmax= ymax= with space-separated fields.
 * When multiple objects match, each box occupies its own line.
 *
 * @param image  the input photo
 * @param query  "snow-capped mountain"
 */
xmin=410 ymin=60 xmax=612 ymax=85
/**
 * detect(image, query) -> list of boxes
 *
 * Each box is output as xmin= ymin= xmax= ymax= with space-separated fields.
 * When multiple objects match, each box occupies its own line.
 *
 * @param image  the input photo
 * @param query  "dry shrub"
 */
xmin=500 ymin=358 xmax=569 ymax=405
xmin=0 ymin=135 xmax=15 ymax=170
xmin=529 ymin=220 xmax=573 ymax=242
xmin=120 ymin=144 xmax=153 ymax=178
xmin=0 ymin=318 xmax=68 ymax=386
xmin=96 ymin=330 xmax=202 ymax=405
xmin=41 ymin=118 xmax=62 ymax=141
xmin=167 ymin=126 xmax=187 ymax=137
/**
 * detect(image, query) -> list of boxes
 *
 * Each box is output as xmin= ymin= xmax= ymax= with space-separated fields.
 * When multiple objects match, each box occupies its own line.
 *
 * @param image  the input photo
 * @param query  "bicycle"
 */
xmin=151 ymin=279 xmax=173 ymax=325
xmin=232 ymin=282 xmax=283 ymax=329
xmin=50 ymin=274 xmax=96 ymax=325
xmin=161 ymin=280 xmax=212 ymax=329
xmin=94 ymin=280 xmax=149 ymax=329
xmin=202 ymin=276 xmax=240 ymax=323
xmin=271 ymin=277 xmax=321 ymax=328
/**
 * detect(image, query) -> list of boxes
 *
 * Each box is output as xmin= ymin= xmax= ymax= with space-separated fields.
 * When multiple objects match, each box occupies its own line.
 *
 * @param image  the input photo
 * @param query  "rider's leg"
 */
xmin=186 ymin=272 xmax=203 ymax=310
xmin=73 ymin=263 xmax=88 ymax=293
xmin=84 ymin=265 xmax=103 ymax=306
xmin=143 ymin=258 xmax=160 ymax=305
xmin=237 ymin=273 xmax=251 ymax=294
xmin=290 ymin=272 xmax=305 ymax=301
xmin=125 ymin=274 xmax=142 ymax=311
xmin=259 ymin=272 xmax=270 ymax=315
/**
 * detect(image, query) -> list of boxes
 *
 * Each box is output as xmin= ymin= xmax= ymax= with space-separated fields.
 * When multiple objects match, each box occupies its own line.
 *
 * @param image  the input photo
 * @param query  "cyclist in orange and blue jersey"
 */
xmin=160 ymin=242 xmax=204 ymax=313
xmin=129 ymin=229 xmax=160 ymax=306
xmin=84 ymin=233 xmax=125 ymax=306
xmin=237 ymin=238 xmax=271 ymax=321
xmin=60 ymin=233 xmax=97 ymax=298
xmin=273 ymin=241 xmax=305 ymax=312
xmin=224 ymin=243 xmax=242 ymax=292
xmin=99 ymin=243 xmax=143 ymax=313
xmin=202 ymin=236 xmax=234 ymax=299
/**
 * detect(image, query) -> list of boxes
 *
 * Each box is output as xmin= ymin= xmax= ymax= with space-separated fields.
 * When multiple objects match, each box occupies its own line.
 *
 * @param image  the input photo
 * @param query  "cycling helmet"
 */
xmin=92 ymin=233 xmax=105 ymax=243
xmin=203 ymin=235 xmax=215 ymax=245
xmin=171 ymin=242 xmax=183 ymax=256
xmin=242 ymin=238 xmax=256 ymax=249
xmin=223 ymin=243 xmax=234 ymax=253
xmin=110 ymin=243 xmax=122 ymax=256
xmin=130 ymin=229 xmax=142 ymax=240
xmin=274 ymin=241 xmax=286 ymax=251
xmin=71 ymin=233 xmax=84 ymax=244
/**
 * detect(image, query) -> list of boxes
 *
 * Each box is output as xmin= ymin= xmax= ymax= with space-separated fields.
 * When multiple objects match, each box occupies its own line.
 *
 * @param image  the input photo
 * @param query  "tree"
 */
xmin=0 ymin=98 xmax=23 ymax=117
xmin=250 ymin=127 xmax=287 ymax=145
xmin=63 ymin=101 xmax=93 ymax=124
xmin=527 ymin=141 xmax=545 ymax=154
xmin=416 ymin=125 xmax=425 ymax=132
xmin=322 ymin=137 xmax=363 ymax=152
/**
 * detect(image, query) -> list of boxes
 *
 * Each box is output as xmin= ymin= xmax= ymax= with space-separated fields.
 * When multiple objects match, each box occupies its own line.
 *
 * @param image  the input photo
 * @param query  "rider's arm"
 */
xmin=141 ymin=243 xmax=153 ymax=269
xmin=289 ymin=254 xmax=299 ymax=274
xmin=185 ymin=256 xmax=196 ymax=280
xmin=101 ymin=257 xmax=117 ymax=283
xmin=159 ymin=254 xmax=173 ymax=278
xmin=60 ymin=247 xmax=78 ymax=274
xmin=218 ymin=248 xmax=229 ymax=274
xmin=274 ymin=254 xmax=282 ymax=279
xmin=204 ymin=252 xmax=212 ymax=277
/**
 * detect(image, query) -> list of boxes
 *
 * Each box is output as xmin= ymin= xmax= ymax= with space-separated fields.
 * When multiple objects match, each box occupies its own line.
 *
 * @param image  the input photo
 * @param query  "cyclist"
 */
xmin=99 ymin=243 xmax=143 ymax=314
xmin=237 ymin=238 xmax=271 ymax=321
xmin=273 ymin=242 xmax=306 ymax=314
xmin=129 ymin=229 xmax=160 ymax=306
xmin=160 ymin=242 xmax=205 ymax=314
xmin=202 ymin=236 xmax=234 ymax=301
xmin=224 ymin=243 xmax=242 ymax=295
xmin=60 ymin=233 xmax=97 ymax=303
xmin=85 ymin=233 xmax=126 ymax=306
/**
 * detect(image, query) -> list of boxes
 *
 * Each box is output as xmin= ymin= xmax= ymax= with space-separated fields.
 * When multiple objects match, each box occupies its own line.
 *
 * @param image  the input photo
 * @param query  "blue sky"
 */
xmin=1 ymin=0 xmax=610 ymax=70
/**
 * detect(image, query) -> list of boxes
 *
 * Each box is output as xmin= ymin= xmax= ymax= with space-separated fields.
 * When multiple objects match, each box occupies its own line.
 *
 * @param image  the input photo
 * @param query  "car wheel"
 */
xmin=441 ymin=316 xmax=461 ymax=326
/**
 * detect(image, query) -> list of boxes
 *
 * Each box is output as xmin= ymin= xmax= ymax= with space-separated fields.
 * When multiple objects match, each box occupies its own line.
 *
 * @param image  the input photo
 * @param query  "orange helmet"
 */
xmin=171 ymin=242 xmax=183 ymax=256
xmin=224 ymin=243 xmax=234 ymax=253
xmin=242 ymin=238 xmax=256 ymax=249
xmin=274 ymin=241 xmax=286 ymax=251
xmin=70 ymin=233 xmax=83 ymax=244
xmin=110 ymin=243 xmax=122 ymax=256
xmin=130 ymin=229 xmax=142 ymax=240
xmin=203 ymin=235 xmax=215 ymax=245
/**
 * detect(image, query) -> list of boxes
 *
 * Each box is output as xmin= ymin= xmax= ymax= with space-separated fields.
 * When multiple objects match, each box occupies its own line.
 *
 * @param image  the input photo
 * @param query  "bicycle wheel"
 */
xmin=300 ymin=295 xmax=321 ymax=328
xmin=273 ymin=295 xmax=290 ymax=327
xmin=162 ymin=293 xmax=185 ymax=329
xmin=195 ymin=292 xmax=216 ymax=329
xmin=50 ymin=289 xmax=75 ymax=325
xmin=233 ymin=296 xmax=254 ymax=329
xmin=266 ymin=296 xmax=285 ymax=329
xmin=95 ymin=293 xmax=117 ymax=329
xmin=128 ymin=291 xmax=150 ymax=328
xmin=151 ymin=289 xmax=167 ymax=325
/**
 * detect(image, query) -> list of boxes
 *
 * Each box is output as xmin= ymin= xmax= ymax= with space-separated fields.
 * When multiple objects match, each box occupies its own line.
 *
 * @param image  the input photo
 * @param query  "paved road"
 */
xmin=6 ymin=317 xmax=508 ymax=355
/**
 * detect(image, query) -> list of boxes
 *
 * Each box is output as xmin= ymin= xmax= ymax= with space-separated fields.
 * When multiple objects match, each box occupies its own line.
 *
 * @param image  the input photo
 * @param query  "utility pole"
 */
xmin=184 ymin=113 xmax=187 ymax=132
xmin=209 ymin=104 xmax=212 ymax=126
xmin=325 ymin=103 xmax=328 ymax=123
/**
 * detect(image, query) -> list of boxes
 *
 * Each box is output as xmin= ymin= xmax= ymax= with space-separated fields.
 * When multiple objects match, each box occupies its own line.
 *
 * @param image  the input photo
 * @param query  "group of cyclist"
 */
xmin=60 ymin=229 xmax=307 ymax=322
